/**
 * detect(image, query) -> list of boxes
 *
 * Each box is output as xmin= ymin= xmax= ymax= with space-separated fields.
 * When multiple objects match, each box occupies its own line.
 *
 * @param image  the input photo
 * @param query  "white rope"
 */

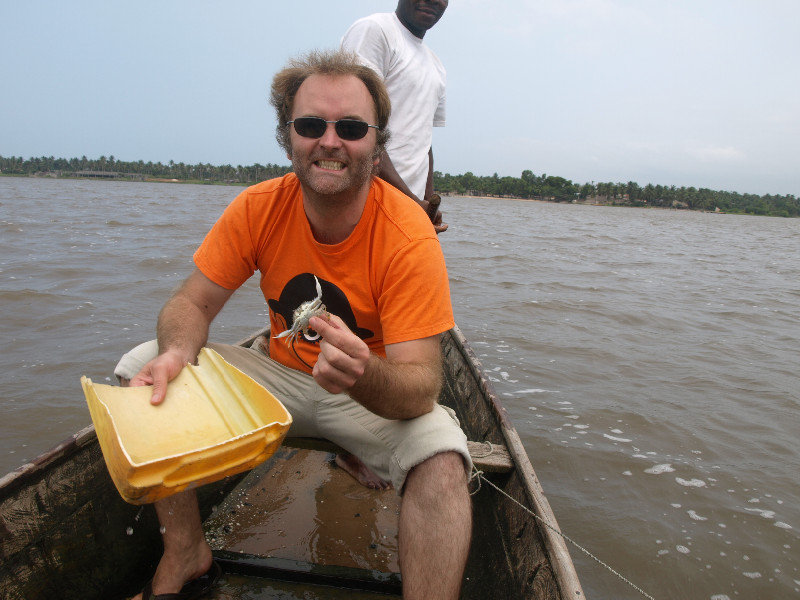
xmin=471 ymin=467 xmax=657 ymax=600
xmin=470 ymin=440 xmax=496 ymax=458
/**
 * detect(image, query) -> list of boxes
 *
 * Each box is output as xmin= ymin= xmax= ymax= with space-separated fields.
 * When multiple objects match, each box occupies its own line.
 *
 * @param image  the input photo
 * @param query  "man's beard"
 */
xmin=292 ymin=149 xmax=376 ymax=199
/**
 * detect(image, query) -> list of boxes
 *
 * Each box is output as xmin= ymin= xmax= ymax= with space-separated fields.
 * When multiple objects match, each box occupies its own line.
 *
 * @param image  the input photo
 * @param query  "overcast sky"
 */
xmin=2 ymin=0 xmax=798 ymax=196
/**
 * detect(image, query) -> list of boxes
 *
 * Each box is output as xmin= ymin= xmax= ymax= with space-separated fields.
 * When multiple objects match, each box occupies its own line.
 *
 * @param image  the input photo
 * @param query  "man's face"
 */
xmin=288 ymin=74 xmax=379 ymax=200
xmin=396 ymin=0 xmax=448 ymax=37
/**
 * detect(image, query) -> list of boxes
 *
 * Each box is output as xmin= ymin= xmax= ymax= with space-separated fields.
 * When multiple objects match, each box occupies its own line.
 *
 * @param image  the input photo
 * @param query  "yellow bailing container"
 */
xmin=81 ymin=347 xmax=292 ymax=504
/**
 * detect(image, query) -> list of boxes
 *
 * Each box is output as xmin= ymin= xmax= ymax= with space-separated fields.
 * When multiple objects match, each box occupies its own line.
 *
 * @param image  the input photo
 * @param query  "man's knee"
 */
xmin=408 ymin=451 xmax=469 ymax=492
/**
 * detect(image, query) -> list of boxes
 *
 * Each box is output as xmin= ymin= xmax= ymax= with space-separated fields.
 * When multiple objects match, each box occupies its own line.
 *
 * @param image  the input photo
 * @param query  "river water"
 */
xmin=1 ymin=177 xmax=797 ymax=599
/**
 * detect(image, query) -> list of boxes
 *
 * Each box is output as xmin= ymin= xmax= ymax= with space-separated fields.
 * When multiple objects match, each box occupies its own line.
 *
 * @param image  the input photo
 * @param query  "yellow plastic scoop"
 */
xmin=81 ymin=347 xmax=292 ymax=504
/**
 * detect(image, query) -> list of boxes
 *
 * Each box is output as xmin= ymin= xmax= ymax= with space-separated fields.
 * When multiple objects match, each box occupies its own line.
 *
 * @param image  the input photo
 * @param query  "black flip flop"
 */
xmin=141 ymin=559 xmax=222 ymax=600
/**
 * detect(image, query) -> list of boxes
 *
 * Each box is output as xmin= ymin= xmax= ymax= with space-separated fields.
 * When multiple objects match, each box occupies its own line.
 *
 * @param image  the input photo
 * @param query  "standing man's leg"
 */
xmin=399 ymin=451 xmax=472 ymax=600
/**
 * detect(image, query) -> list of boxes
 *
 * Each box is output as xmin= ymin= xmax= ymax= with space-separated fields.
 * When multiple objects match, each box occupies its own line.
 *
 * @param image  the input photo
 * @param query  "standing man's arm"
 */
xmin=130 ymin=268 xmax=235 ymax=404
xmin=378 ymin=147 xmax=447 ymax=233
xmin=424 ymin=147 xmax=435 ymax=200
xmin=422 ymin=147 xmax=447 ymax=231
xmin=378 ymin=149 xmax=421 ymax=203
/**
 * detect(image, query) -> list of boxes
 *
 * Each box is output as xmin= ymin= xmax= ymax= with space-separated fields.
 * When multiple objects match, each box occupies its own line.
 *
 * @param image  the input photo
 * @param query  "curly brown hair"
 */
xmin=270 ymin=49 xmax=391 ymax=157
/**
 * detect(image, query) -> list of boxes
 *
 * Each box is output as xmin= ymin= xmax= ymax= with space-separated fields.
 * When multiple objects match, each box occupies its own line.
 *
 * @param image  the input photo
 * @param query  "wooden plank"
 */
xmin=282 ymin=437 xmax=513 ymax=473
xmin=465 ymin=440 xmax=512 ymax=473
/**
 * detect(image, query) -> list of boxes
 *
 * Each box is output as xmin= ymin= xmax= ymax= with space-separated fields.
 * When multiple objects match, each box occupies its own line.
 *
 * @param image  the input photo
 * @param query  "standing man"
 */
xmin=342 ymin=0 xmax=449 ymax=233
xmin=118 ymin=49 xmax=471 ymax=600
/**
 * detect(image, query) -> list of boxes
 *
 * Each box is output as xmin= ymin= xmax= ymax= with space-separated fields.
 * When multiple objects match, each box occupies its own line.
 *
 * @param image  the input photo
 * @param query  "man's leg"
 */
xmin=131 ymin=490 xmax=213 ymax=599
xmin=118 ymin=342 xmax=213 ymax=596
xmin=399 ymin=451 xmax=472 ymax=600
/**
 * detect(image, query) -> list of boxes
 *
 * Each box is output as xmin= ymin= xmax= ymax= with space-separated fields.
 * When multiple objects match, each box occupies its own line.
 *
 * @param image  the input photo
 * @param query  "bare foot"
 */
xmin=335 ymin=452 xmax=392 ymax=490
xmin=130 ymin=544 xmax=213 ymax=599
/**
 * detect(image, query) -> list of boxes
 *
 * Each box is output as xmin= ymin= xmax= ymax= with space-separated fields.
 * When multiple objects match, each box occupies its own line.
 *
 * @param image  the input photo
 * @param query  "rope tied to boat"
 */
xmin=470 ymin=461 xmax=657 ymax=600
xmin=466 ymin=441 xmax=497 ymax=495
xmin=469 ymin=440 xmax=496 ymax=458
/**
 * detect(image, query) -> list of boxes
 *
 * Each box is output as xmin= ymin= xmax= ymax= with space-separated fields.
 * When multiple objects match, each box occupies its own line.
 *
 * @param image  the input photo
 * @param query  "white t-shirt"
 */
xmin=341 ymin=12 xmax=446 ymax=200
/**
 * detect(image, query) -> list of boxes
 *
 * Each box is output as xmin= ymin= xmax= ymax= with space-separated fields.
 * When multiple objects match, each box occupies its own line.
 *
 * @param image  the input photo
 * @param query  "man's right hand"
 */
xmin=430 ymin=210 xmax=448 ymax=234
xmin=129 ymin=350 xmax=190 ymax=405
xmin=419 ymin=197 xmax=448 ymax=233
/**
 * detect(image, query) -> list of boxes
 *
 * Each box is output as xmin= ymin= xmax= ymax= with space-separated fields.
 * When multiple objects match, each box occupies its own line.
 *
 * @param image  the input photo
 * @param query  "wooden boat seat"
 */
xmin=283 ymin=437 xmax=513 ymax=473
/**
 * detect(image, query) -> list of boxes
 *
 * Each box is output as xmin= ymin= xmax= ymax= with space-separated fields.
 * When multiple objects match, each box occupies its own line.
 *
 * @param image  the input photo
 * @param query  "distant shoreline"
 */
xmin=2 ymin=174 xmax=720 ymax=215
xmin=3 ymin=171 xmax=796 ymax=218
xmin=0 ymin=173 xmax=744 ymax=215
xmin=442 ymin=193 xmax=736 ymax=215
xmin=1 ymin=173 xmax=248 ymax=187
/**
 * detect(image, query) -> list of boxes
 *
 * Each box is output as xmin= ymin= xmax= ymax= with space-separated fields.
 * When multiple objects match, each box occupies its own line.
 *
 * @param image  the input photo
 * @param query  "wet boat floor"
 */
xmin=203 ymin=446 xmax=402 ymax=599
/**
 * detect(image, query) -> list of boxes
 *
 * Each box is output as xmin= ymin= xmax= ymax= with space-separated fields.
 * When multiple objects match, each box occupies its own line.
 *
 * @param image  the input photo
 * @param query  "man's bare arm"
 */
xmin=377 ymin=149 xmax=420 ymax=201
xmin=424 ymin=147 xmax=435 ymax=200
xmin=156 ymin=269 xmax=233 ymax=360
xmin=130 ymin=268 xmax=235 ymax=404
xmin=353 ymin=336 xmax=442 ymax=419
xmin=310 ymin=315 xmax=442 ymax=420
xmin=377 ymin=149 xmax=447 ymax=233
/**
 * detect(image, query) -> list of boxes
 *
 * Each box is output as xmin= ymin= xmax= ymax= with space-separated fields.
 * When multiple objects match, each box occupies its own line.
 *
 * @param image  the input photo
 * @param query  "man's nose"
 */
xmin=318 ymin=122 xmax=343 ymax=147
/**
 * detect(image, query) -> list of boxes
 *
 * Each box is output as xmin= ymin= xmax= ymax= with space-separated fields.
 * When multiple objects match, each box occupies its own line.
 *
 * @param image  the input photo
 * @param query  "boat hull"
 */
xmin=0 ymin=326 xmax=583 ymax=599
xmin=0 ymin=425 xmax=243 ymax=600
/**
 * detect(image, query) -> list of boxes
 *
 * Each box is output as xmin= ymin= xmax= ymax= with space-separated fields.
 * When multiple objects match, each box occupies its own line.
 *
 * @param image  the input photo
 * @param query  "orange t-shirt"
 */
xmin=193 ymin=173 xmax=454 ymax=373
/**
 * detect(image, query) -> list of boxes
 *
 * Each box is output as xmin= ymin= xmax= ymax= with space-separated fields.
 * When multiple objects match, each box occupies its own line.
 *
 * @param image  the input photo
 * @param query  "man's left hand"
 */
xmin=310 ymin=314 xmax=371 ymax=394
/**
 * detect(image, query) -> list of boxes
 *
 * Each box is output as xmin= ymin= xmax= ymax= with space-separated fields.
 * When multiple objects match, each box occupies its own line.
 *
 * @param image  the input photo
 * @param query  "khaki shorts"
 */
xmin=115 ymin=339 xmax=471 ymax=492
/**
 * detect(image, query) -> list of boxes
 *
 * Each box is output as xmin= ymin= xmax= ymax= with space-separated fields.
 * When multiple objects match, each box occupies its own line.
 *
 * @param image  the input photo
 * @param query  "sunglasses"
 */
xmin=287 ymin=117 xmax=379 ymax=141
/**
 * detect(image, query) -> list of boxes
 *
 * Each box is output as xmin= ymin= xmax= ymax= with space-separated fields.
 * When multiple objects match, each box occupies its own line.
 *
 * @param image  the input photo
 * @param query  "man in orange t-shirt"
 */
xmin=118 ymin=49 xmax=472 ymax=600
xmin=193 ymin=171 xmax=453 ymax=374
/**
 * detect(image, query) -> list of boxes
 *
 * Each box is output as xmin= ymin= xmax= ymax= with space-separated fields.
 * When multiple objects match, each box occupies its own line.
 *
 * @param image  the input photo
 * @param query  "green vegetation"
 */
xmin=433 ymin=169 xmax=800 ymax=218
xmin=2 ymin=155 xmax=798 ymax=218
xmin=0 ymin=155 xmax=291 ymax=186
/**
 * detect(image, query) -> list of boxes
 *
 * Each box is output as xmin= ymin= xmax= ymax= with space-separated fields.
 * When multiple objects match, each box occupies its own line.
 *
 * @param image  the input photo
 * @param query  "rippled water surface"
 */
xmin=1 ymin=178 xmax=798 ymax=599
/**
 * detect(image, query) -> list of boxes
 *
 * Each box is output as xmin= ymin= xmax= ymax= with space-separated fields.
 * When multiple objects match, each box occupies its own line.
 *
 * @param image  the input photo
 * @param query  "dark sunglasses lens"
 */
xmin=335 ymin=120 xmax=369 ymax=140
xmin=293 ymin=117 xmax=327 ymax=138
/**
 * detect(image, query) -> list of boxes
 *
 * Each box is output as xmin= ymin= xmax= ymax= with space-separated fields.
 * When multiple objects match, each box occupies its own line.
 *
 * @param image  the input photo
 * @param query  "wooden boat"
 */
xmin=0 ymin=325 xmax=584 ymax=599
